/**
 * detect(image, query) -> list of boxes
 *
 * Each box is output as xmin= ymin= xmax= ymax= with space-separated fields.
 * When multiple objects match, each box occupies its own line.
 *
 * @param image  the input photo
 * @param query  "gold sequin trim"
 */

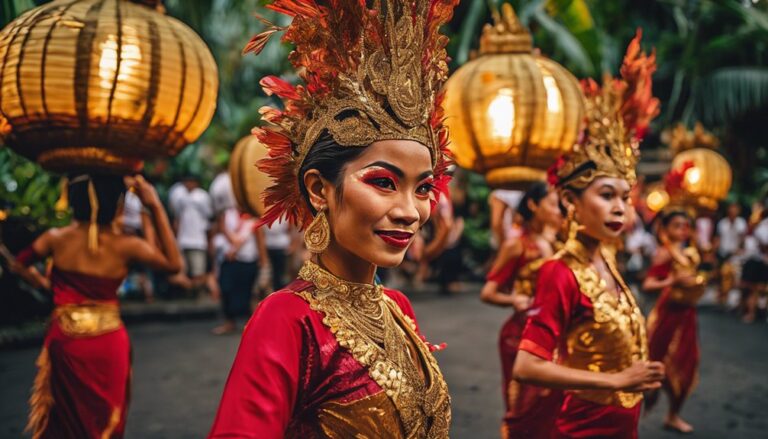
xmin=297 ymin=261 xmax=450 ymax=438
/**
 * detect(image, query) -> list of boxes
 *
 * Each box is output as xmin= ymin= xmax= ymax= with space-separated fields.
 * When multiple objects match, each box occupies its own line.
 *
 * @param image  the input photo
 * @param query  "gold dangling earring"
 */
xmin=304 ymin=207 xmax=330 ymax=254
xmin=567 ymin=206 xmax=579 ymax=241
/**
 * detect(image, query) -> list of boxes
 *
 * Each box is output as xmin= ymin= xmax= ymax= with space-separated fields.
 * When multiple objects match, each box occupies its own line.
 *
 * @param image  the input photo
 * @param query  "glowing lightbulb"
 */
xmin=99 ymin=35 xmax=142 ymax=90
xmin=647 ymin=190 xmax=669 ymax=212
xmin=488 ymin=88 xmax=515 ymax=139
xmin=684 ymin=167 xmax=701 ymax=187
xmin=543 ymin=76 xmax=562 ymax=113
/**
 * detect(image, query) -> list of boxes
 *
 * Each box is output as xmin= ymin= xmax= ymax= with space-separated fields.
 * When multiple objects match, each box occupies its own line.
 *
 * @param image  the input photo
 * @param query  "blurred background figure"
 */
xmin=211 ymin=206 xmax=269 ymax=335
xmin=714 ymin=202 xmax=747 ymax=306
xmin=643 ymin=208 xmax=705 ymax=434
xmin=740 ymin=200 xmax=768 ymax=323
xmin=10 ymin=174 xmax=181 ymax=438
xmin=480 ymin=182 xmax=564 ymax=438
xmin=169 ymin=175 xmax=213 ymax=297
xmin=263 ymin=218 xmax=292 ymax=294
xmin=489 ymin=189 xmax=523 ymax=250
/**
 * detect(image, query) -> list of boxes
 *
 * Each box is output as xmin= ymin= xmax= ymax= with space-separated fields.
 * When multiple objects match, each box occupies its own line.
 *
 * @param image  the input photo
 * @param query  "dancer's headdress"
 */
xmin=245 ymin=0 xmax=458 ymax=229
xmin=548 ymin=30 xmax=660 ymax=190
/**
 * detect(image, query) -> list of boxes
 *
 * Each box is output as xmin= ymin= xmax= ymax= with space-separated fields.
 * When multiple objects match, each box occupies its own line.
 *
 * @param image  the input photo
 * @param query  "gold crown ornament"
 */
xmin=244 ymin=0 xmax=458 ymax=229
xmin=549 ymin=30 xmax=660 ymax=190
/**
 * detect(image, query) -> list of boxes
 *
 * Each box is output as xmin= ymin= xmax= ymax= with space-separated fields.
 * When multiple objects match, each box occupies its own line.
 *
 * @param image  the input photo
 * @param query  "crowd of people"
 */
xmin=5 ymin=0 xmax=767 ymax=437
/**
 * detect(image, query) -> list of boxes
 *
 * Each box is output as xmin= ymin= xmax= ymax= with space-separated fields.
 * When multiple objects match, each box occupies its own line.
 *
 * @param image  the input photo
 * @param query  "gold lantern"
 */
xmin=0 ymin=0 xmax=218 ymax=173
xmin=443 ymin=4 xmax=584 ymax=189
xmin=229 ymin=135 xmax=272 ymax=217
xmin=667 ymin=123 xmax=732 ymax=211
xmin=645 ymin=182 xmax=670 ymax=213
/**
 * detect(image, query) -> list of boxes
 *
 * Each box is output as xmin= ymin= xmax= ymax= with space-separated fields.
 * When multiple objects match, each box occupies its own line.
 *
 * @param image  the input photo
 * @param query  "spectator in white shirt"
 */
xmin=715 ymin=203 xmax=747 ymax=261
xmin=212 ymin=207 xmax=269 ymax=335
xmin=263 ymin=219 xmax=293 ymax=293
xmin=741 ymin=205 xmax=768 ymax=323
xmin=171 ymin=176 xmax=213 ymax=296
xmin=489 ymin=189 xmax=523 ymax=250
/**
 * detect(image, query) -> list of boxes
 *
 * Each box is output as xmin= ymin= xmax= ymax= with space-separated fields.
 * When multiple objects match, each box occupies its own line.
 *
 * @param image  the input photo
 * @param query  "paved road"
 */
xmin=1 ymin=290 xmax=767 ymax=438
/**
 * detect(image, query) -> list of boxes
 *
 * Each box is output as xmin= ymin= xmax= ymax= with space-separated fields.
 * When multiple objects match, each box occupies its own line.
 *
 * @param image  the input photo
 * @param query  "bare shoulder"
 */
xmin=652 ymin=246 xmax=672 ymax=265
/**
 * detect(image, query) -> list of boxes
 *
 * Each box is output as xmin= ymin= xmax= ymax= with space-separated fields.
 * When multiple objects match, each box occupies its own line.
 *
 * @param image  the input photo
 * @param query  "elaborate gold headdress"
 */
xmin=548 ymin=30 xmax=659 ymax=190
xmin=245 ymin=0 xmax=458 ymax=228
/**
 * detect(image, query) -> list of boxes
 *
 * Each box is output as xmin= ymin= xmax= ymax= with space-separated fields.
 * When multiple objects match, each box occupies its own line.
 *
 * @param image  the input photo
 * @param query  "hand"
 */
xmin=257 ymin=264 xmax=272 ymax=290
xmin=124 ymin=175 xmax=160 ymax=208
xmin=510 ymin=293 xmax=532 ymax=312
xmin=674 ymin=274 xmax=699 ymax=288
xmin=610 ymin=361 xmax=665 ymax=392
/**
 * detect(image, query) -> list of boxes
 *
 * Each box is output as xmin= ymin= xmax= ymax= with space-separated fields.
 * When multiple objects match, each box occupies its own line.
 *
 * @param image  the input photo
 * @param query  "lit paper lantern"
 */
xmin=443 ymin=4 xmax=584 ymax=189
xmin=670 ymin=148 xmax=731 ymax=211
xmin=229 ymin=135 xmax=272 ymax=217
xmin=0 ymin=0 xmax=218 ymax=173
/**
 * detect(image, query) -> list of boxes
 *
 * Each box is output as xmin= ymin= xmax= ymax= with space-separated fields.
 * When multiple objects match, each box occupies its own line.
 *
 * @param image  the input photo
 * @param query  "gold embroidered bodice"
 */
xmin=667 ymin=245 xmax=707 ymax=305
xmin=513 ymin=258 xmax=546 ymax=298
xmin=315 ymin=392 xmax=405 ymax=439
xmin=557 ymin=239 xmax=648 ymax=408
xmin=510 ymin=233 xmax=560 ymax=298
xmin=296 ymin=261 xmax=451 ymax=438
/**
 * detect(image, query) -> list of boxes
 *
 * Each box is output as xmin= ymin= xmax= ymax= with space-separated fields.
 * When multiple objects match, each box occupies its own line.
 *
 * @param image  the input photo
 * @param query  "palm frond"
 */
xmin=531 ymin=6 xmax=595 ymax=75
xmin=692 ymin=67 xmax=768 ymax=124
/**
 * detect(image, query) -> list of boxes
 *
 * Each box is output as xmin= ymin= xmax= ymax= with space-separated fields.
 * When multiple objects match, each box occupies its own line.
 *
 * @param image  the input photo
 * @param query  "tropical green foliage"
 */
xmin=1 ymin=0 xmax=767 ymax=237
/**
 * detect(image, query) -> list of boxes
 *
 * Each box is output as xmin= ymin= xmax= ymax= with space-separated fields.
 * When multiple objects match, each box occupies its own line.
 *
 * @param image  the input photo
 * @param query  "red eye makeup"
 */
xmin=359 ymin=168 xmax=399 ymax=191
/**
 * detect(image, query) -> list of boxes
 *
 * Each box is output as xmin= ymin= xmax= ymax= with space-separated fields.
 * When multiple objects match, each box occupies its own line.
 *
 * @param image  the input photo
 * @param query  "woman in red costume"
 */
xmin=512 ymin=32 xmax=666 ymax=439
xmin=208 ymin=0 xmax=457 ymax=437
xmin=480 ymin=181 xmax=564 ymax=438
xmin=643 ymin=208 xmax=704 ymax=433
xmin=11 ymin=174 xmax=181 ymax=439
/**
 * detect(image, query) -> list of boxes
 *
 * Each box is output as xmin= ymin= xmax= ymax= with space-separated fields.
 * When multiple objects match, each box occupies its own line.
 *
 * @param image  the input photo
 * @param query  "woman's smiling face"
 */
xmin=320 ymin=139 xmax=435 ymax=268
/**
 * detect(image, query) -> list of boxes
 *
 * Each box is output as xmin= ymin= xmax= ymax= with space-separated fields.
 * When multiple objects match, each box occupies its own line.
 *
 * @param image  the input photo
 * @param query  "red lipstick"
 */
xmin=605 ymin=222 xmax=624 ymax=232
xmin=375 ymin=230 xmax=413 ymax=249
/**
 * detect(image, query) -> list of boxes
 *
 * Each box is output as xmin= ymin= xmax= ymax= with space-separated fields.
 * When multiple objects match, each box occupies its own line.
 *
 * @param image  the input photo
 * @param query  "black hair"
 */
xmin=68 ymin=173 xmax=126 ymax=225
xmin=557 ymin=183 xmax=583 ymax=218
xmin=298 ymin=132 xmax=366 ymax=214
xmin=660 ymin=209 xmax=692 ymax=227
xmin=517 ymin=181 xmax=550 ymax=222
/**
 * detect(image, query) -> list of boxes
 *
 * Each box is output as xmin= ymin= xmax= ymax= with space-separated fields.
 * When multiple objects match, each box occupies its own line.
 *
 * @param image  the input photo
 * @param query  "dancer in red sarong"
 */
xmin=207 ymin=0 xmax=458 ymax=437
xmin=480 ymin=181 xmax=564 ymax=438
xmin=512 ymin=31 xmax=666 ymax=439
xmin=643 ymin=207 xmax=705 ymax=434
xmin=12 ymin=174 xmax=181 ymax=439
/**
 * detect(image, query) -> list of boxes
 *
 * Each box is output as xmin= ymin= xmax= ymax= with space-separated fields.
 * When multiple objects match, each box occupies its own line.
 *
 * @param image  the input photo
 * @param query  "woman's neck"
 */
xmin=317 ymin=242 xmax=377 ymax=285
xmin=575 ymin=231 xmax=601 ymax=259
xmin=527 ymin=218 xmax=544 ymax=235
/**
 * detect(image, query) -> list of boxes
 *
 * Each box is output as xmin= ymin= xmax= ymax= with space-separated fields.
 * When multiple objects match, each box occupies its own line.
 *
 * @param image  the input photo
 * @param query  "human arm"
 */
xmin=514 ymin=351 xmax=663 ymax=392
xmin=139 ymin=202 xmax=159 ymax=247
xmin=8 ymin=232 xmax=53 ymax=291
xmin=641 ymin=248 xmax=675 ymax=293
xmin=512 ymin=260 xmax=664 ymax=392
xmin=421 ymin=210 xmax=451 ymax=262
xmin=479 ymin=239 xmax=530 ymax=310
xmin=123 ymin=176 xmax=182 ymax=273
xmin=489 ymin=195 xmax=508 ymax=249
xmin=208 ymin=293 xmax=306 ymax=438
xmin=255 ymin=226 xmax=270 ymax=269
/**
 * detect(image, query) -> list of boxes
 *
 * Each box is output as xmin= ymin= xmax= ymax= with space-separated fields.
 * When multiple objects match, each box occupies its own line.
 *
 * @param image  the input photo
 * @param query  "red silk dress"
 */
xmin=519 ymin=240 xmax=648 ymax=439
xmin=486 ymin=234 xmax=562 ymax=438
xmin=16 ymin=247 xmax=130 ymax=439
xmin=645 ymin=246 xmax=704 ymax=414
xmin=208 ymin=261 xmax=451 ymax=438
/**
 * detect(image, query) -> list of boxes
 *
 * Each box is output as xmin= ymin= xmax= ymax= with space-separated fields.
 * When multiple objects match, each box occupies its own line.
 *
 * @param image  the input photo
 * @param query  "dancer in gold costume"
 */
xmin=513 ymin=32 xmax=665 ymax=438
xmin=644 ymin=208 xmax=704 ymax=433
xmin=208 ymin=1 xmax=457 ymax=437
xmin=481 ymin=182 xmax=564 ymax=438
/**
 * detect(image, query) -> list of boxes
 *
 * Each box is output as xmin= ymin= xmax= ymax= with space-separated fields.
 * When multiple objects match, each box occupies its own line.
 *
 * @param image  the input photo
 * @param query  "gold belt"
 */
xmin=53 ymin=303 xmax=122 ymax=337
